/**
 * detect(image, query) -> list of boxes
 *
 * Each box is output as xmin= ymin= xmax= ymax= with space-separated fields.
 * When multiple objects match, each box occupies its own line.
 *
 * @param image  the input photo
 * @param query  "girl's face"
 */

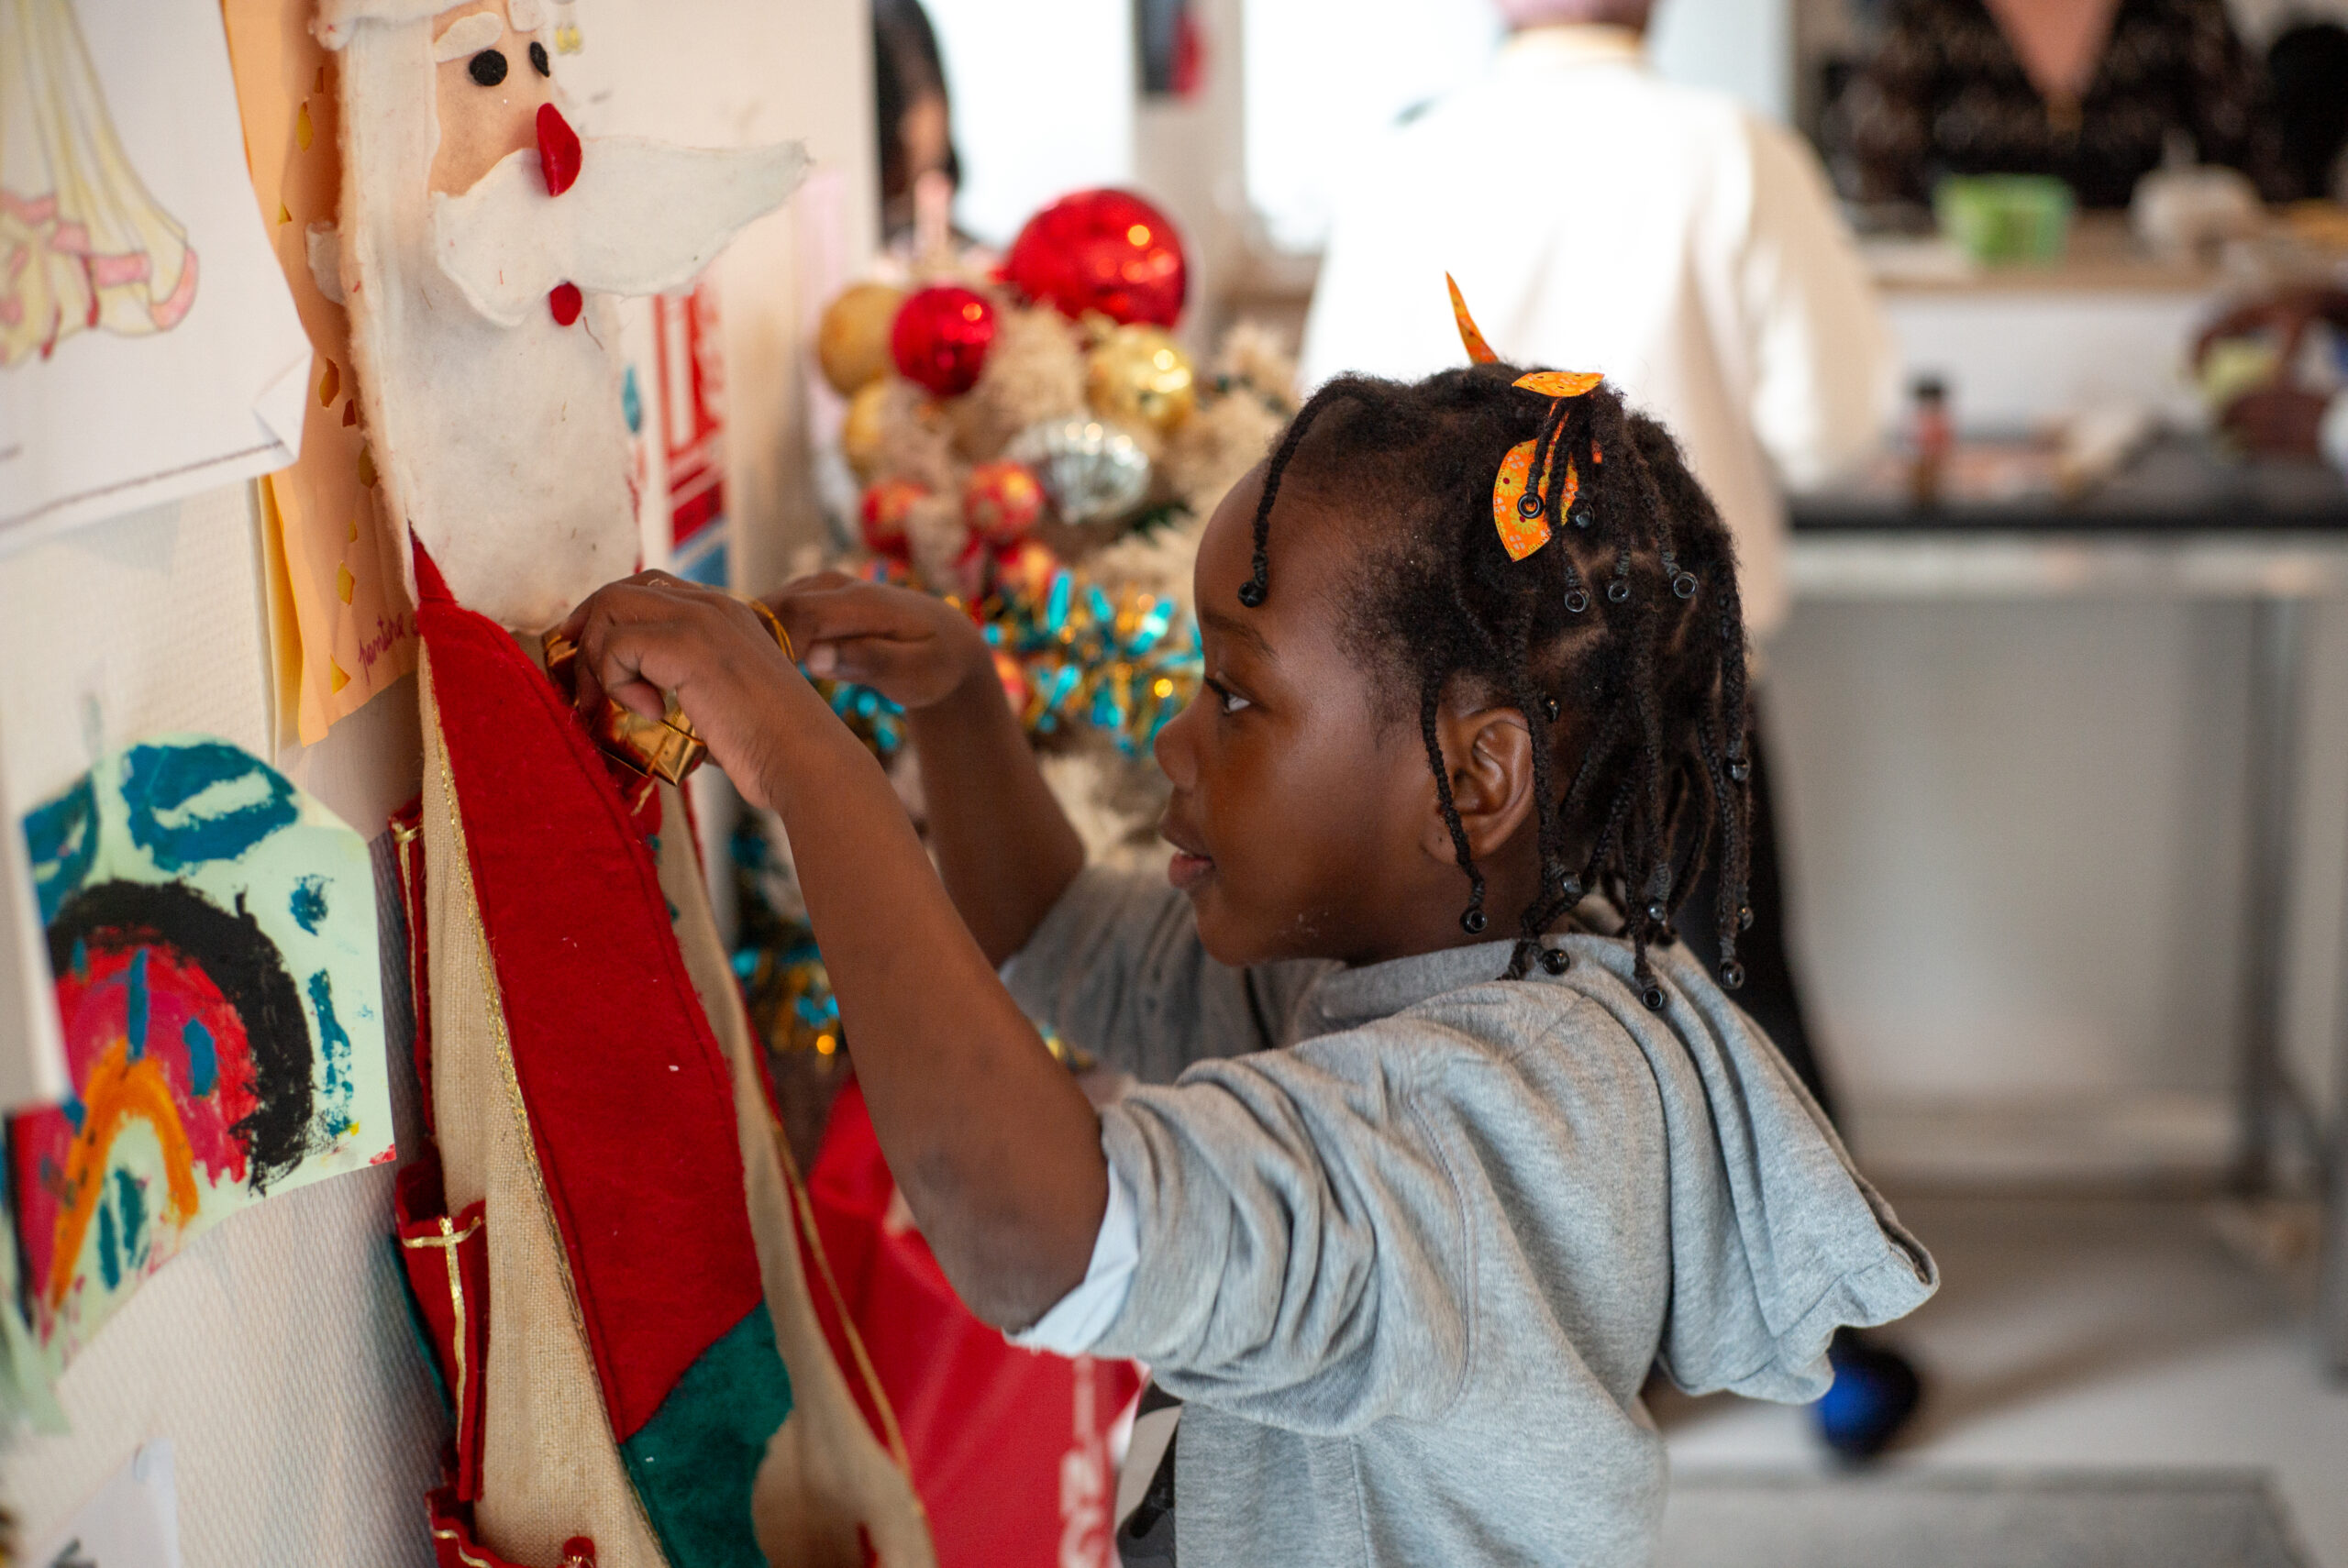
xmin=1154 ymin=469 xmax=1482 ymax=967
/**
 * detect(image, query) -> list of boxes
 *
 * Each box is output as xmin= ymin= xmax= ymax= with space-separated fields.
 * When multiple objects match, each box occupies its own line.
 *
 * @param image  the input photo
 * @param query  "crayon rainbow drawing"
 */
xmin=6 ymin=736 xmax=389 ymax=1367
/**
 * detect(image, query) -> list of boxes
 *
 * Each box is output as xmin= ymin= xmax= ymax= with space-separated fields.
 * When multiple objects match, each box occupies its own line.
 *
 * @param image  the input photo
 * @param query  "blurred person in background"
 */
xmin=2194 ymin=284 xmax=2348 ymax=469
xmin=1822 ymin=0 xmax=2293 ymax=209
xmin=1302 ymin=0 xmax=1924 ymax=1458
xmin=871 ymin=0 xmax=962 ymax=249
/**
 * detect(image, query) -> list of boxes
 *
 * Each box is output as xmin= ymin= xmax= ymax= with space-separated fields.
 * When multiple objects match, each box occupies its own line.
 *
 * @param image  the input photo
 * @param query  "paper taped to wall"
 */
xmin=5 ymin=736 xmax=392 ymax=1372
xmin=0 ymin=712 xmax=69 ymax=1112
xmin=0 ymin=0 xmax=311 ymax=543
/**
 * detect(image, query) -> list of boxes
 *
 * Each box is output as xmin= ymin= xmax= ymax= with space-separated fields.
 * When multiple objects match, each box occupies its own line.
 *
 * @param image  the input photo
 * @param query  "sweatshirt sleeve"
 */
xmin=1088 ymin=1024 xmax=1474 ymax=1436
xmin=1001 ymin=866 xmax=1331 ymax=1084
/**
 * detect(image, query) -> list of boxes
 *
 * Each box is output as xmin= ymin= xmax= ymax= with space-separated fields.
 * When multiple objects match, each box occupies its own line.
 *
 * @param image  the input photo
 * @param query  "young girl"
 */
xmin=559 ymin=359 xmax=1935 ymax=1566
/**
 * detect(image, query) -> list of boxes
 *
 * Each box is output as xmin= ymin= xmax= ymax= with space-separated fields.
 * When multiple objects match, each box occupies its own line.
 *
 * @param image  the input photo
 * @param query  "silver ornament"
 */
xmin=1005 ymin=418 xmax=1152 ymax=526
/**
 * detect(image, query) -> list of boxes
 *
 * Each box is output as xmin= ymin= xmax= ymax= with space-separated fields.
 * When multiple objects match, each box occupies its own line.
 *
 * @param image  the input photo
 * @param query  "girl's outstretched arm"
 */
xmin=767 ymin=572 xmax=1084 ymax=966
xmin=558 ymin=572 xmax=1104 ymax=1330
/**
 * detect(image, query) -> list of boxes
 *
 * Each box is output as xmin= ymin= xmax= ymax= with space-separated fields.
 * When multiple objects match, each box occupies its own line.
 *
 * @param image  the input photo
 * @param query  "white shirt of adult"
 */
xmin=1300 ymin=24 xmax=1898 ymax=645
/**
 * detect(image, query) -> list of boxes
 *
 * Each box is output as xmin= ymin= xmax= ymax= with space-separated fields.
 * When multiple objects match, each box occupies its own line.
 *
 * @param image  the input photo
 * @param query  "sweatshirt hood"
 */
xmin=1304 ymin=929 xmax=1937 ymax=1402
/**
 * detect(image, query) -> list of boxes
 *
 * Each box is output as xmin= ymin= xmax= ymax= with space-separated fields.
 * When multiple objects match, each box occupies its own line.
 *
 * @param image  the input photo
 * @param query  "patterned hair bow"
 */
xmin=1447 ymin=273 xmax=1603 ymax=562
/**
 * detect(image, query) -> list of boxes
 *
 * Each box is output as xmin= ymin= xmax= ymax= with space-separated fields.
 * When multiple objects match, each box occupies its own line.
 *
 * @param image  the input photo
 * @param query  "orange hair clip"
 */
xmin=1446 ymin=273 xmax=1603 ymax=562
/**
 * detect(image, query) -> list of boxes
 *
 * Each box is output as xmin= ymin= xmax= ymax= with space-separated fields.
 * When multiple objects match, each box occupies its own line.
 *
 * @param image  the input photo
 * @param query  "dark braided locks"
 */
xmin=1235 ymin=362 xmax=1754 ymax=1007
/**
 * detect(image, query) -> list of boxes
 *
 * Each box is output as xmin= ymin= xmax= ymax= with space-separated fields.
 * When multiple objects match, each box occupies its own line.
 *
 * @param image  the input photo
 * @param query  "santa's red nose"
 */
xmin=537 ymin=103 xmax=582 ymax=197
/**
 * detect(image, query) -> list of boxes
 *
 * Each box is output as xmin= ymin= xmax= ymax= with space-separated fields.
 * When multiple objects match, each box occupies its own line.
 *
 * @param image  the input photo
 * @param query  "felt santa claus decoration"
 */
xmin=312 ymin=4 xmax=936 ymax=1564
xmin=314 ymin=0 xmax=803 ymax=632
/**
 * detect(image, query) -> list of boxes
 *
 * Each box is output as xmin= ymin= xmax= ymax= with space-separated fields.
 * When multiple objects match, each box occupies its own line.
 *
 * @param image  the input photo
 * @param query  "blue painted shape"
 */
xmin=308 ymin=970 xmax=351 ymax=1099
xmin=23 ymin=775 xmax=98 ymax=925
xmin=183 ymin=1017 xmax=216 ymax=1098
xmin=126 ymin=948 xmax=150 ymax=1059
xmin=115 ymin=1168 xmax=147 ymax=1267
xmin=623 ymin=364 xmax=644 ymax=434
xmin=120 ymin=741 xmax=297 ymax=871
xmin=97 ymin=1193 xmax=121 ymax=1290
xmin=290 ymin=875 xmax=330 ymax=934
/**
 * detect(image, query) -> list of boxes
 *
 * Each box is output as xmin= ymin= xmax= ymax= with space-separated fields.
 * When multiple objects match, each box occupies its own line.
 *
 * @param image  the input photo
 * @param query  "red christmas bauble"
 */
xmin=890 ymin=286 xmax=997 ymax=398
xmin=859 ymin=480 xmax=927 ymax=558
xmin=1002 ymin=190 xmax=1187 ymax=328
xmin=963 ymin=459 xmax=1046 ymax=547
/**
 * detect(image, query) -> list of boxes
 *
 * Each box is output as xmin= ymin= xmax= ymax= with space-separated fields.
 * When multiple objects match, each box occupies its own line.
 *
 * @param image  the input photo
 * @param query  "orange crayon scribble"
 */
xmin=46 ymin=1039 xmax=202 ymax=1312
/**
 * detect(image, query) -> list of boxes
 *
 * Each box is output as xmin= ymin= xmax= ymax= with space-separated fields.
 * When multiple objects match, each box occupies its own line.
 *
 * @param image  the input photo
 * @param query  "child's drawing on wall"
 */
xmin=1 ymin=0 xmax=200 ymax=367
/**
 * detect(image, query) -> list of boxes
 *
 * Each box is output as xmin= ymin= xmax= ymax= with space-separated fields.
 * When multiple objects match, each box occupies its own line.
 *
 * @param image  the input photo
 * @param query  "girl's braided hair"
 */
xmin=1238 ymin=362 xmax=1754 ymax=1007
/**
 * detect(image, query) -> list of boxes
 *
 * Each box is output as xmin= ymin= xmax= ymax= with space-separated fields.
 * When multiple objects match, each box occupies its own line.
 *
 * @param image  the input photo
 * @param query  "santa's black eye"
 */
xmin=468 ymin=49 xmax=508 ymax=86
xmin=529 ymin=40 xmax=550 ymax=76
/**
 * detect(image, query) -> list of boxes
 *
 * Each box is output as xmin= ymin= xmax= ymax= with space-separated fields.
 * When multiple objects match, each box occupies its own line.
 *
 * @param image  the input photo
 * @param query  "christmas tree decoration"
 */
xmin=860 ymin=479 xmax=929 ymax=560
xmin=1004 ymin=417 xmax=1151 ymax=526
xmin=890 ymin=284 xmax=996 ymax=398
xmin=961 ymin=459 xmax=1046 ymax=547
xmin=1086 ymin=324 xmax=1195 ymax=435
xmin=841 ymin=380 xmax=892 ymax=480
xmin=818 ymin=282 xmax=905 ymax=397
xmin=1002 ymin=189 xmax=1187 ymax=328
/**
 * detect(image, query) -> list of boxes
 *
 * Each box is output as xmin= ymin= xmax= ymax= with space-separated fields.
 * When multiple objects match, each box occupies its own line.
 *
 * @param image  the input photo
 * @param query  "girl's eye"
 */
xmin=469 ymin=49 xmax=510 ymax=86
xmin=1206 ymin=679 xmax=1251 ymax=716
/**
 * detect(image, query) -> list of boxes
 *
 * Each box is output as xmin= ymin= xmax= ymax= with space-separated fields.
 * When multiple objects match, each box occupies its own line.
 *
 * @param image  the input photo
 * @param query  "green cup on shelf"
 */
xmin=1933 ymin=175 xmax=2076 ymax=266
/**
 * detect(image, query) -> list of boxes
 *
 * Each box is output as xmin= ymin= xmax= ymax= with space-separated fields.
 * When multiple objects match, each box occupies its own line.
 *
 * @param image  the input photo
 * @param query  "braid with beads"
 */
xmin=1235 ymin=363 xmax=1753 ymax=1006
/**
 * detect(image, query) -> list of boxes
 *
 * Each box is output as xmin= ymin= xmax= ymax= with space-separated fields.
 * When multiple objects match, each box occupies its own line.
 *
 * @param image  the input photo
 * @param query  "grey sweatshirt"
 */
xmin=1004 ymin=868 xmax=1936 ymax=1568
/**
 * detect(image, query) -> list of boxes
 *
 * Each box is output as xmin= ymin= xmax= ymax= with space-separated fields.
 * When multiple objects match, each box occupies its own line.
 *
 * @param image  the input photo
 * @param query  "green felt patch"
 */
xmin=620 ymin=1303 xmax=794 ymax=1568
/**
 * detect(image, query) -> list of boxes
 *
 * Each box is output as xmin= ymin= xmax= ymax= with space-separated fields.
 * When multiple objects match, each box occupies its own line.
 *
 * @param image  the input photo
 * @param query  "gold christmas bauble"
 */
xmin=1086 ymin=325 xmax=1195 ymax=435
xmin=842 ymin=380 xmax=892 ymax=480
xmin=819 ymin=282 xmax=907 ymax=396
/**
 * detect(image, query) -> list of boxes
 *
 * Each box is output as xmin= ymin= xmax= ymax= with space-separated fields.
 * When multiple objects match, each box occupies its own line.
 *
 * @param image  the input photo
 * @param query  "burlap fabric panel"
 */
xmin=649 ymin=784 xmax=935 ymax=1568
xmin=421 ymin=653 xmax=669 ymax=1566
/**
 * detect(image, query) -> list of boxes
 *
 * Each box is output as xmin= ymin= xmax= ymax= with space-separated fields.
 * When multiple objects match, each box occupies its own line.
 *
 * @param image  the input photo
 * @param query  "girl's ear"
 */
xmin=1421 ymin=700 xmax=1538 ymax=867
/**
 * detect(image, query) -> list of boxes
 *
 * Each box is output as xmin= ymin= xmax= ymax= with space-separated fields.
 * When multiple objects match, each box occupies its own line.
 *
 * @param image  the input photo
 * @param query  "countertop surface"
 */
xmin=1792 ymin=435 xmax=2348 ymax=535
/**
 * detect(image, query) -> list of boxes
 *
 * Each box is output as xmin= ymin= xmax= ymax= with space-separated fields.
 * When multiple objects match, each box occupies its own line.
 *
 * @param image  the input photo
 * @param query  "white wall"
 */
xmin=926 ymin=0 xmax=1135 ymax=248
xmin=1649 ymin=0 xmax=1793 ymax=125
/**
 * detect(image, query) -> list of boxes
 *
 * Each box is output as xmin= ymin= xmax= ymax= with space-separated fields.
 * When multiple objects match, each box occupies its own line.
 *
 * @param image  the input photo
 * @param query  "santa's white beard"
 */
xmin=374 ymin=268 xmax=637 ymax=634
xmin=332 ymin=20 xmax=802 ymax=633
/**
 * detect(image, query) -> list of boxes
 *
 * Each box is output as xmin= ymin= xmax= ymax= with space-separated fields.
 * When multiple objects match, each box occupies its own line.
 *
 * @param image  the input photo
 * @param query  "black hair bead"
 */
xmin=1540 ymin=947 xmax=1571 ymax=975
xmin=1519 ymin=491 xmax=1545 ymax=520
xmin=1570 ymin=504 xmax=1593 ymax=528
xmin=1727 ymin=756 xmax=1751 ymax=783
xmin=1672 ymin=572 xmax=1698 ymax=599
xmin=1606 ymin=580 xmax=1631 ymax=604
xmin=1541 ymin=695 xmax=1560 ymax=722
xmin=1559 ymin=876 xmax=1583 ymax=901
xmin=469 ymin=48 xmax=509 ymax=85
xmin=1236 ymin=580 xmax=1266 ymax=608
xmin=1460 ymin=906 xmax=1488 ymax=935
xmin=1641 ymin=983 xmax=1668 ymax=1012
xmin=1645 ymin=900 xmax=1667 ymax=925
xmin=1565 ymin=589 xmax=1590 ymax=614
xmin=1719 ymin=959 xmax=1746 ymax=990
xmin=529 ymin=39 xmax=551 ymax=75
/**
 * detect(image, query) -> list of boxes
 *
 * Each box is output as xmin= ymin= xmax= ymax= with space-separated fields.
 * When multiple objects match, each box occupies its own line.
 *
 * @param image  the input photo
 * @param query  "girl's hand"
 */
xmin=557 ymin=571 xmax=806 ymax=811
xmin=766 ymin=572 xmax=995 ymax=713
